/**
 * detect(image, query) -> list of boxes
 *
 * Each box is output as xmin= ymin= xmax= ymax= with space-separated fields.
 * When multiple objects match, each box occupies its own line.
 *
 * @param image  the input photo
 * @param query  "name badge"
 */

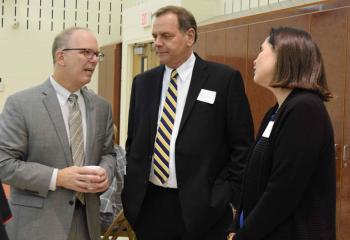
xmin=197 ymin=89 xmax=216 ymax=104
xmin=262 ymin=121 xmax=275 ymax=138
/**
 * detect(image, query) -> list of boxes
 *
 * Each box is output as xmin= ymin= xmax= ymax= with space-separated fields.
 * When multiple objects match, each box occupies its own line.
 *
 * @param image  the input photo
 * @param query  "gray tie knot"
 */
xmin=68 ymin=94 xmax=78 ymax=105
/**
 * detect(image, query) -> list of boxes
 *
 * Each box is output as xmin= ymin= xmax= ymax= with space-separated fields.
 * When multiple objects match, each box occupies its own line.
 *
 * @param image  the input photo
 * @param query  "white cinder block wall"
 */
xmin=0 ymin=0 xmax=323 ymax=145
xmin=0 ymin=0 xmax=122 ymax=111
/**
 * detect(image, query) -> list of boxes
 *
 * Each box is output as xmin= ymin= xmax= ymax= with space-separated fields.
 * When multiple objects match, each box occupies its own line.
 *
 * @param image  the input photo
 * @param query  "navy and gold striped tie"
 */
xmin=153 ymin=69 xmax=178 ymax=184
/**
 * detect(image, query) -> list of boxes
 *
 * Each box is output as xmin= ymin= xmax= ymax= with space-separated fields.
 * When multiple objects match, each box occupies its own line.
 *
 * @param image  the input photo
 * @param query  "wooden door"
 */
xmin=194 ymin=32 xmax=207 ymax=60
xmin=146 ymin=43 xmax=160 ymax=70
xmin=206 ymin=30 xmax=226 ymax=64
xmin=132 ymin=42 xmax=159 ymax=77
xmin=310 ymin=10 xmax=348 ymax=239
xmin=225 ymin=26 xmax=248 ymax=85
xmin=99 ymin=44 xmax=116 ymax=106
xmin=98 ymin=43 xmax=122 ymax=143
xmin=339 ymin=9 xmax=350 ymax=240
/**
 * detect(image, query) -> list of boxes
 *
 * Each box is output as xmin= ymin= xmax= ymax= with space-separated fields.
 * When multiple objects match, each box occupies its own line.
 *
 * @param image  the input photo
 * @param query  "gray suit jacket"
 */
xmin=0 ymin=79 xmax=116 ymax=240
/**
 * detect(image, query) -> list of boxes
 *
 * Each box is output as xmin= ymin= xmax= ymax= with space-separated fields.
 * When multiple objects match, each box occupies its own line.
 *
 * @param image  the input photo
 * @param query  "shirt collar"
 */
xmin=165 ymin=52 xmax=196 ymax=83
xmin=49 ymin=76 xmax=82 ymax=106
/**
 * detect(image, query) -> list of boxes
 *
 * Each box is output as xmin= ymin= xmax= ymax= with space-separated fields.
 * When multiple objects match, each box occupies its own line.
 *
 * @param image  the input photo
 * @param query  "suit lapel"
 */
xmin=178 ymin=55 xmax=208 ymax=134
xmin=149 ymin=66 xmax=166 ymax=148
xmin=41 ymin=79 xmax=72 ymax=166
xmin=81 ymin=87 xmax=96 ymax=166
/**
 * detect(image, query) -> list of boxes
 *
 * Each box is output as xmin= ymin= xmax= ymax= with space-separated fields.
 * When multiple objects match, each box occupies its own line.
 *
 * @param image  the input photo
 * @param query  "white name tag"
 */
xmin=262 ymin=121 xmax=275 ymax=138
xmin=197 ymin=89 xmax=216 ymax=104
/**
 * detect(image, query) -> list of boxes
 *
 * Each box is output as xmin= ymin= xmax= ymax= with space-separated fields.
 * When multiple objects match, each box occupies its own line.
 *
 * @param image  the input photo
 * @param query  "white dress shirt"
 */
xmin=48 ymin=76 xmax=87 ymax=190
xmin=149 ymin=53 xmax=196 ymax=188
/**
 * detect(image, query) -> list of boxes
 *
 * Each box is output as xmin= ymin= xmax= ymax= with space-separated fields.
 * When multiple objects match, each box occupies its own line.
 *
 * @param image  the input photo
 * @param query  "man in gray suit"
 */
xmin=0 ymin=27 xmax=115 ymax=240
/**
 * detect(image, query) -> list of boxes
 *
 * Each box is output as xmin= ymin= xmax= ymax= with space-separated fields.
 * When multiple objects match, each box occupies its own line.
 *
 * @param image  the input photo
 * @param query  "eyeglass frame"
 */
xmin=61 ymin=48 xmax=104 ymax=62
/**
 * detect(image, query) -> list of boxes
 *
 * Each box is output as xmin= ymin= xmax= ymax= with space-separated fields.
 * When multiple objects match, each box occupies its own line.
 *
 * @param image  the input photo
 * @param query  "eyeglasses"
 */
xmin=62 ymin=48 xmax=104 ymax=62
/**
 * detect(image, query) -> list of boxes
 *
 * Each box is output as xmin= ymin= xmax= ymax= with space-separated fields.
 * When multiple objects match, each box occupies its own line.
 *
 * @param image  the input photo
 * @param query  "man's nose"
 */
xmin=90 ymin=54 xmax=99 ymax=63
xmin=154 ymin=37 xmax=162 ymax=47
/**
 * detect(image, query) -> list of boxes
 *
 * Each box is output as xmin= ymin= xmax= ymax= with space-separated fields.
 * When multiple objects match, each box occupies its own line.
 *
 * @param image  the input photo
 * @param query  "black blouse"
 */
xmin=235 ymin=89 xmax=336 ymax=240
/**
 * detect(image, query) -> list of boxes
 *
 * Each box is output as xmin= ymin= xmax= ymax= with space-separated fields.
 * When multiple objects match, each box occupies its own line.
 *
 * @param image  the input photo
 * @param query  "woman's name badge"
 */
xmin=262 ymin=121 xmax=275 ymax=138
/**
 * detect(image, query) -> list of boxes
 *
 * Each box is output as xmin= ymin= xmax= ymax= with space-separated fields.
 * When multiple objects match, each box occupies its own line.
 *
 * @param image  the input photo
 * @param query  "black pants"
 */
xmin=134 ymin=183 xmax=231 ymax=240
xmin=0 ymin=223 xmax=9 ymax=240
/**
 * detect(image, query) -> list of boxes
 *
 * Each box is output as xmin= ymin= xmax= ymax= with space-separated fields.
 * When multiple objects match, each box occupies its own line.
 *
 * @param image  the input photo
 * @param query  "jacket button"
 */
xmin=69 ymin=200 xmax=74 ymax=205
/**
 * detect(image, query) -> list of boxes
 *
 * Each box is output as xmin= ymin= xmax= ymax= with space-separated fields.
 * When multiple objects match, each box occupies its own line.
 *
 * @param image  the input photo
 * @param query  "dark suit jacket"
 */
xmin=0 ymin=182 xmax=11 ymax=240
xmin=235 ymin=89 xmax=336 ymax=240
xmin=122 ymin=54 xmax=254 ymax=234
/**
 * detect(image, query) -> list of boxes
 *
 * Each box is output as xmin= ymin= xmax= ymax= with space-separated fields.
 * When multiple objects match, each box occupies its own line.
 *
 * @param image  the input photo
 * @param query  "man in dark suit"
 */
xmin=0 ymin=182 xmax=11 ymax=240
xmin=122 ymin=5 xmax=253 ymax=240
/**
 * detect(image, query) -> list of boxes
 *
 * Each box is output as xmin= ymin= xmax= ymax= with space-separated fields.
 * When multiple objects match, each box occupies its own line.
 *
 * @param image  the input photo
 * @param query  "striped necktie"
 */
xmin=153 ymin=69 xmax=178 ymax=184
xmin=68 ymin=94 xmax=85 ymax=204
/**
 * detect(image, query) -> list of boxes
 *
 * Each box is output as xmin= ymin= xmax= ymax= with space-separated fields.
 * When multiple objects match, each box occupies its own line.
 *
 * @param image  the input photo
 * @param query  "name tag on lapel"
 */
xmin=262 ymin=121 xmax=275 ymax=138
xmin=197 ymin=89 xmax=216 ymax=104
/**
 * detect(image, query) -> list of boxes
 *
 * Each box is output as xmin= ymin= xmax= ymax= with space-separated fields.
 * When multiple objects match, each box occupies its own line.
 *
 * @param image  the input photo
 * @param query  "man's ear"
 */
xmin=55 ymin=51 xmax=65 ymax=66
xmin=186 ymin=28 xmax=196 ymax=46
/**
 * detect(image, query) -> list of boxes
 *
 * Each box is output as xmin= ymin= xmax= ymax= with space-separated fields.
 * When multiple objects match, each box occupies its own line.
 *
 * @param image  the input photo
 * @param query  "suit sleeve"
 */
xmin=222 ymin=70 xmax=254 ymax=207
xmin=0 ymin=96 xmax=53 ymax=197
xmin=235 ymin=101 xmax=330 ymax=240
xmin=125 ymin=77 xmax=136 ymax=158
xmin=98 ymin=103 xmax=116 ymax=184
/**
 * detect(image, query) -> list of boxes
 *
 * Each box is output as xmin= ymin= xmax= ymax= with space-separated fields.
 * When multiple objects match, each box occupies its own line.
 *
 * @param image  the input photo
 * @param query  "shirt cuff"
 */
xmin=49 ymin=168 xmax=58 ymax=191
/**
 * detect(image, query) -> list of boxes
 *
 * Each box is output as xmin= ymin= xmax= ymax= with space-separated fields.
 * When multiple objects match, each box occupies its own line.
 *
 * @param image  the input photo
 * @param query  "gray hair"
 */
xmin=51 ymin=27 xmax=90 ymax=64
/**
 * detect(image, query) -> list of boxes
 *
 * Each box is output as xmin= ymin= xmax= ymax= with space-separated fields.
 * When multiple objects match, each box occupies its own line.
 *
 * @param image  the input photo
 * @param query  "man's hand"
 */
xmin=56 ymin=166 xmax=109 ymax=193
xmin=227 ymin=232 xmax=235 ymax=240
xmin=85 ymin=166 xmax=109 ymax=193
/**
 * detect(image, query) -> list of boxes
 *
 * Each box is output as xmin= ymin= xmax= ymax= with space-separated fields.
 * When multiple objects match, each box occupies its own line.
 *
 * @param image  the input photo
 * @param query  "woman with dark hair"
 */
xmin=228 ymin=27 xmax=336 ymax=240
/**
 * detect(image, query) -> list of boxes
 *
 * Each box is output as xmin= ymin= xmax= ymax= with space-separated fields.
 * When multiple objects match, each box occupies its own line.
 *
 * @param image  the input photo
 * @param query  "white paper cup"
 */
xmin=83 ymin=166 xmax=102 ymax=189
xmin=83 ymin=165 xmax=102 ymax=170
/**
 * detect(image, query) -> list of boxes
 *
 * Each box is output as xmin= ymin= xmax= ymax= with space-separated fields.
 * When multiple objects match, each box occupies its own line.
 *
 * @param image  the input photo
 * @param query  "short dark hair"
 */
xmin=268 ymin=27 xmax=332 ymax=101
xmin=51 ymin=27 xmax=90 ymax=64
xmin=154 ymin=5 xmax=197 ymax=43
